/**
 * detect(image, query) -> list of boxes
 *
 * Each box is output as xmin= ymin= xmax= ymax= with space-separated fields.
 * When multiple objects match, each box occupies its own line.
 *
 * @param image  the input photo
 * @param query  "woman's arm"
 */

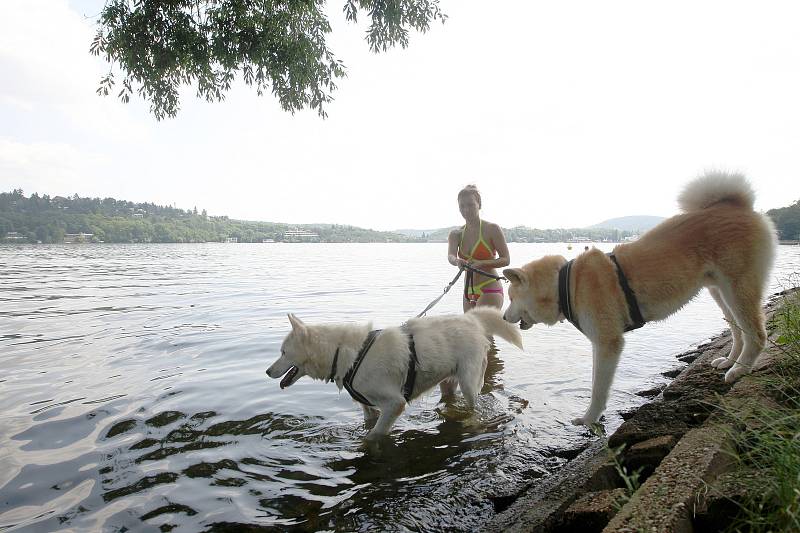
xmin=447 ymin=229 xmax=467 ymax=267
xmin=471 ymin=222 xmax=510 ymax=269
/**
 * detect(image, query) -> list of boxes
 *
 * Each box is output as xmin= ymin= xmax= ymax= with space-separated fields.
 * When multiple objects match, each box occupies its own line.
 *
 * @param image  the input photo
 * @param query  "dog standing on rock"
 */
xmin=502 ymin=172 xmax=777 ymax=425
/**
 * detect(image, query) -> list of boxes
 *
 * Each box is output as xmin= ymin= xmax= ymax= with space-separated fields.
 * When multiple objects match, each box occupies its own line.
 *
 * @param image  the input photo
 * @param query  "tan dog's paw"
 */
xmin=724 ymin=365 xmax=750 ymax=383
xmin=571 ymin=415 xmax=600 ymax=426
xmin=710 ymin=356 xmax=734 ymax=369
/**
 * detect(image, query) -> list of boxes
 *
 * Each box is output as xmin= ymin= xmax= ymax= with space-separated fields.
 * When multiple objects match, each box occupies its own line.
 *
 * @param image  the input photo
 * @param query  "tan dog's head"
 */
xmin=503 ymin=255 xmax=566 ymax=329
xmin=266 ymin=314 xmax=326 ymax=389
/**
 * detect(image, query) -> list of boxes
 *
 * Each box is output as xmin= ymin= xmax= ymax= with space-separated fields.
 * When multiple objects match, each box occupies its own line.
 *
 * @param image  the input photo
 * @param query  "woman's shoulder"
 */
xmin=482 ymin=220 xmax=503 ymax=233
xmin=448 ymin=227 xmax=464 ymax=240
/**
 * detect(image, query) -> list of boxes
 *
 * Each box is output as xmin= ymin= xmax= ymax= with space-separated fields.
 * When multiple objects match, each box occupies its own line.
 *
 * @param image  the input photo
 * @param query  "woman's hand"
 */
xmin=456 ymin=257 xmax=472 ymax=269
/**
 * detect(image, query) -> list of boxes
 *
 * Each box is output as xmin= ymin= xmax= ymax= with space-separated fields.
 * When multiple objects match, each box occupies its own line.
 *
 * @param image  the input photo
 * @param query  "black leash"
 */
xmin=464 ymin=263 xmax=507 ymax=306
xmin=414 ymin=267 xmax=465 ymax=318
xmin=416 ymin=264 xmax=507 ymax=318
xmin=464 ymin=263 xmax=507 ymax=281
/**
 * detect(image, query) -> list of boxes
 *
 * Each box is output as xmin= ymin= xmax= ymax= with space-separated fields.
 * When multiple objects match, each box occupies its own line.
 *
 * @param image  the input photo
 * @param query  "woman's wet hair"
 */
xmin=457 ymin=184 xmax=482 ymax=209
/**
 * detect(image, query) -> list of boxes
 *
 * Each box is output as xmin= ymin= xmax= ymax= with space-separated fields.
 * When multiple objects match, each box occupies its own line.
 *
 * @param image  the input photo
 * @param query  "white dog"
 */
xmin=266 ymin=308 xmax=523 ymax=440
xmin=502 ymin=172 xmax=777 ymax=425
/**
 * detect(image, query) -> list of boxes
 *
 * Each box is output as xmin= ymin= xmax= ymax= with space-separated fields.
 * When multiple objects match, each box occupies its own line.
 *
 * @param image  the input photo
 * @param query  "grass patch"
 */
xmin=722 ymin=286 xmax=800 ymax=533
xmin=608 ymin=443 xmax=643 ymax=510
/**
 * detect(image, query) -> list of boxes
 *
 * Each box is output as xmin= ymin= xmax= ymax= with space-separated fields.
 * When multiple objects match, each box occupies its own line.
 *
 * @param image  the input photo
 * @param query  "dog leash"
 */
xmin=414 ymin=264 xmax=508 ymax=319
xmin=340 ymin=264 xmax=508 ymax=406
xmin=414 ymin=267 xmax=465 ymax=318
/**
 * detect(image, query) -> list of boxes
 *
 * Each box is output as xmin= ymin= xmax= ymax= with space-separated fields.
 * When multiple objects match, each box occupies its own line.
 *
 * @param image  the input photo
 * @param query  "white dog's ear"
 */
xmin=503 ymin=268 xmax=528 ymax=287
xmin=288 ymin=313 xmax=307 ymax=334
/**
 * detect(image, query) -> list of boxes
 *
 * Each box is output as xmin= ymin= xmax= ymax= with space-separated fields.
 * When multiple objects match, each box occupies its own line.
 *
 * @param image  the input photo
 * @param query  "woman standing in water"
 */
xmin=447 ymin=185 xmax=510 ymax=312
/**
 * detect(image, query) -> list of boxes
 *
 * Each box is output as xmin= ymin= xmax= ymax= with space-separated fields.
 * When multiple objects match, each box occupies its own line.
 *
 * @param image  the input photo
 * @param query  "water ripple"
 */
xmin=0 ymin=243 xmax=796 ymax=531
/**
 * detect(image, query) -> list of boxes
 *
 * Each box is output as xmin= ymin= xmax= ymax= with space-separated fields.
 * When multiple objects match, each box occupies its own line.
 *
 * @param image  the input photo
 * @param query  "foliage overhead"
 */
xmin=91 ymin=0 xmax=447 ymax=120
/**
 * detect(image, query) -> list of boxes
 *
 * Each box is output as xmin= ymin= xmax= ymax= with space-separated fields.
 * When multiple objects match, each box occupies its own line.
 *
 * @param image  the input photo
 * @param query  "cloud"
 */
xmin=0 ymin=0 xmax=148 ymax=143
xmin=0 ymin=137 xmax=109 ymax=195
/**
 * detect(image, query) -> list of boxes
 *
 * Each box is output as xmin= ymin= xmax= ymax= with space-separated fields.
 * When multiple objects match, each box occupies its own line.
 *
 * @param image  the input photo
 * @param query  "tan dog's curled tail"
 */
xmin=467 ymin=307 xmax=524 ymax=350
xmin=678 ymin=171 xmax=756 ymax=212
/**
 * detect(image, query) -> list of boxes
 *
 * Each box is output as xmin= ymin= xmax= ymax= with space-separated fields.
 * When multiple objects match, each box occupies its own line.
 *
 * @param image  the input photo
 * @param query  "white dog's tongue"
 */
xmin=280 ymin=366 xmax=299 ymax=389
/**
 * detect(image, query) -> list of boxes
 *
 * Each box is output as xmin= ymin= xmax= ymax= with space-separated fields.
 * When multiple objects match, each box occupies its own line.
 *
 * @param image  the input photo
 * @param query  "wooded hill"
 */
xmin=0 ymin=190 xmax=416 ymax=244
xmin=2 ymin=189 xmax=797 ymax=244
xmin=767 ymin=199 xmax=800 ymax=241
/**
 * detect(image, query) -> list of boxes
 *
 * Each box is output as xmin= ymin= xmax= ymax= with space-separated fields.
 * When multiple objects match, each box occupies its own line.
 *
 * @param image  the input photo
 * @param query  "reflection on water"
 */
xmin=0 ymin=243 xmax=797 ymax=531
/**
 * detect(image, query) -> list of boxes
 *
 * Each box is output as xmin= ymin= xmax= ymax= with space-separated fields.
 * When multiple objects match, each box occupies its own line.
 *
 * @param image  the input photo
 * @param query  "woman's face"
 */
xmin=458 ymin=194 xmax=480 ymax=222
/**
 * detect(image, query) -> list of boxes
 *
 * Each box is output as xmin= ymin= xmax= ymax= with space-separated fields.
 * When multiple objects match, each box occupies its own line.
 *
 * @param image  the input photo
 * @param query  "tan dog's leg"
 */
xmin=709 ymin=287 xmax=743 ymax=370
xmin=573 ymin=336 xmax=624 ymax=425
xmin=717 ymin=279 xmax=767 ymax=382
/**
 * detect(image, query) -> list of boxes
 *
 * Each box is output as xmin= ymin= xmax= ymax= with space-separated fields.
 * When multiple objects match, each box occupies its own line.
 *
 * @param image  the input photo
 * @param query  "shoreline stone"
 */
xmin=483 ymin=289 xmax=797 ymax=532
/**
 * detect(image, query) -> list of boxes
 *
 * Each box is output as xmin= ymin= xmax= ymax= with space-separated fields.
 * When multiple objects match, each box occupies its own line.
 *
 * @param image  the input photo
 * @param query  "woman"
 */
xmin=447 ymin=185 xmax=510 ymax=312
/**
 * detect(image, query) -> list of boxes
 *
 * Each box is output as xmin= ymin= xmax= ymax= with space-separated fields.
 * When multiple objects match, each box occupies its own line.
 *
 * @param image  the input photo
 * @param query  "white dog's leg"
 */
xmin=365 ymin=400 xmax=406 ymax=440
xmin=573 ymin=336 xmax=624 ymax=426
xmin=708 ymin=287 xmax=743 ymax=370
xmin=362 ymin=404 xmax=380 ymax=429
xmin=439 ymin=378 xmax=458 ymax=403
xmin=456 ymin=349 xmax=486 ymax=410
xmin=718 ymin=280 xmax=767 ymax=383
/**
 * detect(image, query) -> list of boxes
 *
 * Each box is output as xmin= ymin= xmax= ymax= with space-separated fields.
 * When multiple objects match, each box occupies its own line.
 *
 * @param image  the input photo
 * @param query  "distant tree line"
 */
xmin=767 ymin=200 xmax=800 ymax=241
xmin=0 ymin=190 xmax=419 ymax=244
xmin=423 ymin=226 xmax=636 ymax=243
xmin=4 ymin=189 xmax=797 ymax=244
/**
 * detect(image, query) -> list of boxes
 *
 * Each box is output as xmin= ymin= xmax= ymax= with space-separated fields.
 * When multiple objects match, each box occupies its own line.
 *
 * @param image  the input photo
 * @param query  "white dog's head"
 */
xmin=503 ymin=255 xmax=566 ymax=329
xmin=266 ymin=314 xmax=325 ymax=389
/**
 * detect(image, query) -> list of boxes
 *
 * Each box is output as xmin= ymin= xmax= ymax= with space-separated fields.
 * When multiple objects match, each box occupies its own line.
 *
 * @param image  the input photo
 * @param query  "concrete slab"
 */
xmin=603 ymin=424 xmax=734 ymax=532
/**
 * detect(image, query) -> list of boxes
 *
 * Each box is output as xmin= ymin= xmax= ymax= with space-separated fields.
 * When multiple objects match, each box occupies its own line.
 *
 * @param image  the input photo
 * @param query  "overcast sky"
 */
xmin=1 ymin=1 xmax=799 ymax=231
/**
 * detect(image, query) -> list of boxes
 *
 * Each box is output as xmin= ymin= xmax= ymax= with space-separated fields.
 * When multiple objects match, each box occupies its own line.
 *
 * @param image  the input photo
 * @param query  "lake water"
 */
xmin=0 ymin=243 xmax=797 ymax=532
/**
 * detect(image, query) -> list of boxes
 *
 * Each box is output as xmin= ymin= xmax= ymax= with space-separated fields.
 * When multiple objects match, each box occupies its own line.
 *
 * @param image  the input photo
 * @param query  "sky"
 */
xmin=1 ymin=1 xmax=799 ymax=231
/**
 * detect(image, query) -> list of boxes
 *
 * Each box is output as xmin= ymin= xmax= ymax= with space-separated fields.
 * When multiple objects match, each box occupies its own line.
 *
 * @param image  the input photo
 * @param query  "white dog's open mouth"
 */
xmin=519 ymin=320 xmax=533 ymax=330
xmin=279 ymin=366 xmax=300 ymax=389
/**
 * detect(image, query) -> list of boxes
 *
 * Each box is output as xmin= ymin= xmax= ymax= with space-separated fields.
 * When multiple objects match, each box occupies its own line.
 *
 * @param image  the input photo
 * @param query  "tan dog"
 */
xmin=502 ymin=172 xmax=777 ymax=425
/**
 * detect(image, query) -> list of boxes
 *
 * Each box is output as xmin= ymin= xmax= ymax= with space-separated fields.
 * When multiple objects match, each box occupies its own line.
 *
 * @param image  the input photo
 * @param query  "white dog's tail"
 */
xmin=468 ymin=308 xmax=524 ymax=350
xmin=677 ymin=171 xmax=756 ymax=212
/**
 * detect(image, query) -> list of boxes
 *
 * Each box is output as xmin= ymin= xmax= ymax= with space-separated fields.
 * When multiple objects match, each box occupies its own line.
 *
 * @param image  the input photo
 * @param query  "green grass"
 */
xmin=608 ymin=443 xmax=643 ymax=510
xmin=723 ymin=286 xmax=800 ymax=533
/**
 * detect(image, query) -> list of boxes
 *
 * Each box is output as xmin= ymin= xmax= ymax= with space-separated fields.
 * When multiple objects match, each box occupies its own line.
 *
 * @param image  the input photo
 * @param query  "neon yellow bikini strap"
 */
xmin=469 ymin=219 xmax=486 ymax=257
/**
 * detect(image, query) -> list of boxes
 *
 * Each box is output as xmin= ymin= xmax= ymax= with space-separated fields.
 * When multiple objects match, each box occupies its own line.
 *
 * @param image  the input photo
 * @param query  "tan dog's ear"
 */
xmin=503 ymin=268 xmax=528 ymax=287
xmin=288 ymin=313 xmax=306 ymax=334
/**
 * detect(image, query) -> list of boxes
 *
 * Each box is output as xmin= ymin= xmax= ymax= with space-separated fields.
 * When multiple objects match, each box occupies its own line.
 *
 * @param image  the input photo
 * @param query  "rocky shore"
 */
xmin=484 ymin=289 xmax=796 ymax=533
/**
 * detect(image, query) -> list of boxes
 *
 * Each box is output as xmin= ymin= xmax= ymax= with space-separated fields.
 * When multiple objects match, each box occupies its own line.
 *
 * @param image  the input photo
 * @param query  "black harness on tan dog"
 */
xmin=558 ymin=253 xmax=646 ymax=334
xmin=327 ymin=328 xmax=420 ymax=407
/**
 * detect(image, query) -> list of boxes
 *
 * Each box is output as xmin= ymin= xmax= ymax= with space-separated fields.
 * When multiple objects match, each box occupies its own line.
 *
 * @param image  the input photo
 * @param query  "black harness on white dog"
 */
xmin=327 ymin=328 xmax=420 ymax=407
xmin=558 ymin=253 xmax=646 ymax=334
